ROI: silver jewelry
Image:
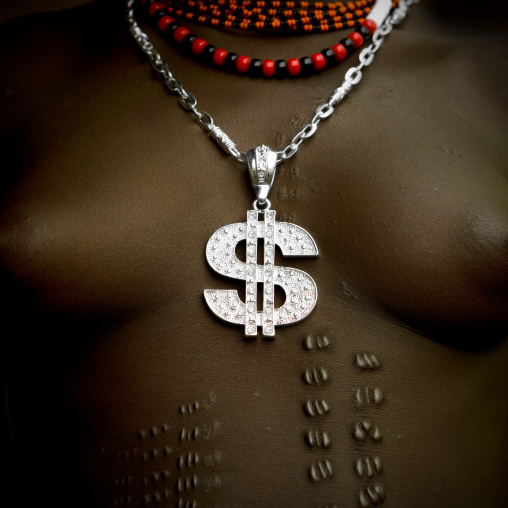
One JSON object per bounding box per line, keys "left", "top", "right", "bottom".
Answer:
{"left": 126, "top": 0, "right": 417, "bottom": 337}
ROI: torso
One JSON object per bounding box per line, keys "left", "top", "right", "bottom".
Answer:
{"left": 1, "top": 2, "right": 508, "bottom": 506}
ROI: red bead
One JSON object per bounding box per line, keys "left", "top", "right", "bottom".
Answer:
{"left": 361, "top": 19, "right": 377, "bottom": 35}
{"left": 148, "top": 2, "right": 165, "bottom": 16}
{"left": 262, "top": 59, "right": 275, "bottom": 77}
{"left": 236, "top": 55, "right": 251, "bottom": 73}
{"left": 174, "top": 27, "right": 191, "bottom": 43}
{"left": 348, "top": 31, "right": 364, "bottom": 49}
{"left": 310, "top": 52, "right": 326, "bottom": 71}
{"left": 191, "top": 38, "right": 208, "bottom": 55}
{"left": 158, "top": 15, "right": 175, "bottom": 32}
{"left": 331, "top": 43, "right": 347, "bottom": 61}
{"left": 213, "top": 49, "right": 228, "bottom": 66}
{"left": 287, "top": 58, "right": 301, "bottom": 76}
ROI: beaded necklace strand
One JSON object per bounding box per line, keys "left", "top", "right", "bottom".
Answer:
{"left": 141, "top": 0, "right": 389, "bottom": 78}
{"left": 161, "top": 0, "right": 377, "bottom": 33}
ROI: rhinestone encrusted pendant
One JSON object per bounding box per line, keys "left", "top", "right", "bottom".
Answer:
{"left": 204, "top": 146, "right": 319, "bottom": 337}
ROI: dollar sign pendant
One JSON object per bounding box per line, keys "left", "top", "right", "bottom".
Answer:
{"left": 204, "top": 146, "right": 319, "bottom": 338}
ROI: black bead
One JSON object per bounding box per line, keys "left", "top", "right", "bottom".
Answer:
{"left": 359, "top": 25, "right": 372, "bottom": 40}
{"left": 223, "top": 52, "right": 239, "bottom": 72}
{"left": 181, "top": 34, "right": 197, "bottom": 53}
{"left": 201, "top": 44, "right": 217, "bottom": 65}
{"left": 275, "top": 59, "right": 288, "bottom": 79}
{"left": 339, "top": 37, "right": 355, "bottom": 55}
{"left": 248, "top": 59, "right": 263, "bottom": 78}
{"left": 165, "top": 22, "right": 180, "bottom": 37}
{"left": 321, "top": 48, "right": 336, "bottom": 67}
{"left": 153, "top": 9, "right": 169, "bottom": 22}
{"left": 299, "top": 56, "right": 313, "bottom": 77}
{"left": 231, "top": 19, "right": 241, "bottom": 29}
{"left": 280, "top": 19, "right": 289, "bottom": 30}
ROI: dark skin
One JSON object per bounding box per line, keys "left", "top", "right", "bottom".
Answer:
{"left": 1, "top": 1, "right": 507, "bottom": 506}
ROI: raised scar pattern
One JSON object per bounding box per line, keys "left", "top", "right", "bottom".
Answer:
{"left": 303, "top": 398, "right": 331, "bottom": 418}
{"left": 354, "top": 456, "right": 383, "bottom": 478}
{"left": 177, "top": 450, "right": 222, "bottom": 469}
{"left": 115, "top": 476, "right": 132, "bottom": 487}
{"left": 308, "top": 459, "right": 333, "bottom": 482}
{"left": 176, "top": 475, "right": 199, "bottom": 494}
{"left": 353, "top": 387, "right": 385, "bottom": 406}
{"left": 180, "top": 392, "right": 216, "bottom": 415}
{"left": 177, "top": 452, "right": 200, "bottom": 469}
{"left": 302, "top": 334, "right": 331, "bottom": 351}
{"left": 138, "top": 423, "right": 171, "bottom": 440}
{"left": 113, "top": 496, "right": 132, "bottom": 507}
{"left": 352, "top": 421, "right": 383, "bottom": 443}
{"left": 354, "top": 353, "right": 381, "bottom": 371}
{"left": 176, "top": 475, "right": 221, "bottom": 494}
{"left": 143, "top": 470, "right": 171, "bottom": 486}
{"left": 178, "top": 501, "right": 198, "bottom": 508}
{"left": 142, "top": 447, "right": 172, "bottom": 462}
{"left": 302, "top": 366, "right": 330, "bottom": 386}
{"left": 304, "top": 429, "right": 332, "bottom": 450}
{"left": 358, "top": 484, "right": 386, "bottom": 507}
{"left": 142, "top": 490, "right": 172, "bottom": 505}
{"left": 179, "top": 421, "right": 220, "bottom": 442}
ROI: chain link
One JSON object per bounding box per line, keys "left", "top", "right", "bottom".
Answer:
{"left": 126, "top": 0, "right": 417, "bottom": 166}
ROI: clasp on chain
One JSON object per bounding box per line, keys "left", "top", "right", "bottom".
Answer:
{"left": 246, "top": 145, "right": 278, "bottom": 209}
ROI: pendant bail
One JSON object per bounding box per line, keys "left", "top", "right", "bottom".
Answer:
{"left": 246, "top": 145, "right": 278, "bottom": 208}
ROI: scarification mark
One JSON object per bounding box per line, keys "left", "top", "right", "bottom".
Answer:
{"left": 203, "top": 450, "right": 222, "bottom": 468}
{"left": 143, "top": 470, "right": 171, "bottom": 486}
{"left": 302, "top": 334, "right": 331, "bottom": 351}
{"left": 115, "top": 476, "right": 132, "bottom": 487}
{"left": 113, "top": 496, "right": 132, "bottom": 506}
{"left": 180, "top": 421, "right": 220, "bottom": 442}
{"left": 353, "top": 387, "right": 385, "bottom": 407}
{"left": 184, "top": 401, "right": 202, "bottom": 413}
{"left": 302, "top": 366, "right": 330, "bottom": 386}
{"left": 308, "top": 459, "right": 333, "bottom": 482}
{"left": 358, "top": 484, "right": 386, "bottom": 507}
{"left": 141, "top": 447, "right": 172, "bottom": 462}
{"left": 180, "top": 428, "right": 201, "bottom": 442}
{"left": 202, "top": 475, "right": 222, "bottom": 494}
{"left": 180, "top": 393, "right": 216, "bottom": 415}
{"left": 354, "top": 456, "right": 383, "bottom": 478}
{"left": 176, "top": 475, "right": 221, "bottom": 494}
{"left": 177, "top": 452, "right": 200, "bottom": 469}
{"left": 352, "top": 421, "right": 383, "bottom": 443}
{"left": 117, "top": 448, "right": 139, "bottom": 461}
{"left": 354, "top": 353, "right": 381, "bottom": 371}
{"left": 304, "top": 429, "right": 332, "bottom": 449}
{"left": 142, "top": 490, "right": 167, "bottom": 505}
{"left": 138, "top": 423, "right": 171, "bottom": 440}
{"left": 178, "top": 500, "right": 198, "bottom": 508}
{"left": 176, "top": 475, "right": 199, "bottom": 494}
{"left": 303, "top": 398, "right": 331, "bottom": 418}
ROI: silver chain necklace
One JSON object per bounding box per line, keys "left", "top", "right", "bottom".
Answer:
{"left": 126, "top": 0, "right": 417, "bottom": 338}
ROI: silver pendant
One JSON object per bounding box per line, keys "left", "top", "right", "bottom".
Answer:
{"left": 204, "top": 146, "right": 319, "bottom": 338}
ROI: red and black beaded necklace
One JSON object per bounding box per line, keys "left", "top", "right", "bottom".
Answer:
{"left": 162, "top": 0, "right": 377, "bottom": 32}
{"left": 140, "top": 0, "right": 390, "bottom": 78}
